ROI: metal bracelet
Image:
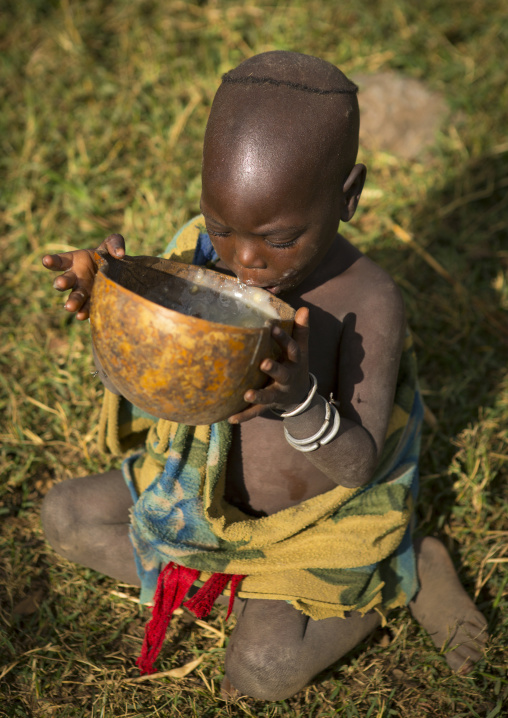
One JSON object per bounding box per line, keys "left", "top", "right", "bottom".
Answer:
{"left": 283, "top": 395, "right": 331, "bottom": 445}
{"left": 284, "top": 401, "right": 340, "bottom": 452}
{"left": 285, "top": 438, "right": 321, "bottom": 452}
{"left": 319, "top": 403, "right": 341, "bottom": 445}
{"left": 271, "top": 373, "right": 318, "bottom": 419}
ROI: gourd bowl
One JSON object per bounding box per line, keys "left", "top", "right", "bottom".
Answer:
{"left": 90, "top": 252, "right": 295, "bottom": 425}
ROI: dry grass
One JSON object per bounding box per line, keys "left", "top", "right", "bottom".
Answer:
{"left": 0, "top": 1, "right": 507, "bottom": 716}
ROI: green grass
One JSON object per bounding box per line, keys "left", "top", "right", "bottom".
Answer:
{"left": 0, "top": 0, "right": 507, "bottom": 715}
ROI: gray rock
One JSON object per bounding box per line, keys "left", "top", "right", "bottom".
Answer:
{"left": 352, "top": 72, "right": 448, "bottom": 160}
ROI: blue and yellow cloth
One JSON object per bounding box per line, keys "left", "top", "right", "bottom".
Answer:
{"left": 98, "top": 216, "right": 424, "bottom": 621}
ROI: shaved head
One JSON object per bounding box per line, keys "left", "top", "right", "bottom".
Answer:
{"left": 203, "top": 52, "right": 360, "bottom": 203}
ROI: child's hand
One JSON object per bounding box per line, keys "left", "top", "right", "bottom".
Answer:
{"left": 229, "top": 307, "right": 310, "bottom": 424}
{"left": 42, "top": 234, "right": 125, "bottom": 320}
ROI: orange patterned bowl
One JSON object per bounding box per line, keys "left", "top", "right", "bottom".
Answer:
{"left": 89, "top": 252, "right": 295, "bottom": 425}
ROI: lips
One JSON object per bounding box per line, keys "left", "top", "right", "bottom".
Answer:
{"left": 244, "top": 282, "right": 279, "bottom": 294}
{"left": 236, "top": 269, "right": 299, "bottom": 295}
{"left": 235, "top": 271, "right": 288, "bottom": 295}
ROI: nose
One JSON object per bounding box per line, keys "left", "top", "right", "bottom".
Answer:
{"left": 235, "top": 237, "right": 266, "bottom": 269}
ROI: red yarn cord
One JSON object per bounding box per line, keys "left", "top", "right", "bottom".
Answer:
{"left": 136, "top": 563, "right": 246, "bottom": 675}
{"left": 184, "top": 573, "right": 231, "bottom": 618}
{"left": 136, "top": 562, "right": 199, "bottom": 675}
{"left": 184, "top": 572, "right": 246, "bottom": 619}
{"left": 227, "top": 574, "right": 246, "bottom": 619}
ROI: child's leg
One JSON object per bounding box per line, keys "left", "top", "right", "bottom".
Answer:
{"left": 222, "top": 536, "right": 488, "bottom": 701}
{"left": 41, "top": 470, "right": 140, "bottom": 587}
{"left": 409, "top": 536, "right": 488, "bottom": 674}
{"left": 223, "top": 599, "right": 381, "bottom": 701}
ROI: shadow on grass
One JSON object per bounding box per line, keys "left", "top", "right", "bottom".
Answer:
{"left": 366, "top": 148, "right": 507, "bottom": 604}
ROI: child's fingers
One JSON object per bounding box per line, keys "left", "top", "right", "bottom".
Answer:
{"left": 42, "top": 253, "right": 74, "bottom": 271}
{"left": 292, "top": 306, "right": 310, "bottom": 350}
{"left": 228, "top": 403, "right": 266, "bottom": 424}
{"left": 75, "top": 300, "right": 91, "bottom": 321}
{"left": 99, "top": 234, "right": 126, "bottom": 257}
{"left": 64, "top": 288, "right": 89, "bottom": 313}
{"left": 259, "top": 358, "right": 291, "bottom": 385}
{"left": 271, "top": 326, "right": 301, "bottom": 364}
{"left": 271, "top": 308, "right": 309, "bottom": 363}
{"left": 52, "top": 271, "right": 77, "bottom": 291}
{"left": 294, "top": 306, "right": 310, "bottom": 325}
{"left": 243, "top": 386, "right": 275, "bottom": 406}
{"left": 245, "top": 378, "right": 312, "bottom": 410}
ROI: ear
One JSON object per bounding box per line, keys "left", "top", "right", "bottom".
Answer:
{"left": 340, "top": 164, "right": 367, "bottom": 222}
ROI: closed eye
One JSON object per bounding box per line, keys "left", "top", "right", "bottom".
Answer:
{"left": 207, "top": 228, "right": 299, "bottom": 248}
{"left": 265, "top": 237, "right": 299, "bottom": 249}
{"left": 207, "top": 229, "right": 230, "bottom": 238}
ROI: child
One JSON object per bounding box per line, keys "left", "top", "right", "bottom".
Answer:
{"left": 41, "top": 51, "right": 487, "bottom": 701}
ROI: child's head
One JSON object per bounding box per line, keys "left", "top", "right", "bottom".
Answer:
{"left": 200, "top": 51, "right": 366, "bottom": 294}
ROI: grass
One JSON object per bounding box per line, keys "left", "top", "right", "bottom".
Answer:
{"left": 0, "top": 0, "right": 507, "bottom": 715}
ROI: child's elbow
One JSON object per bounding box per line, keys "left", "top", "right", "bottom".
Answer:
{"left": 333, "top": 430, "right": 379, "bottom": 489}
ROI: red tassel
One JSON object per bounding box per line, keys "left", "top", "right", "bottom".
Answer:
{"left": 227, "top": 574, "right": 245, "bottom": 619}
{"left": 184, "top": 573, "right": 231, "bottom": 618}
{"left": 184, "top": 572, "right": 246, "bottom": 619}
{"left": 136, "top": 562, "right": 199, "bottom": 675}
{"left": 136, "top": 563, "right": 246, "bottom": 676}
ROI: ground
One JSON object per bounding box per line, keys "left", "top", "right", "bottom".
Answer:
{"left": 0, "top": 1, "right": 507, "bottom": 716}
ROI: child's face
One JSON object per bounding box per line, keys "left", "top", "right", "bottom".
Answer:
{"left": 200, "top": 169, "right": 343, "bottom": 295}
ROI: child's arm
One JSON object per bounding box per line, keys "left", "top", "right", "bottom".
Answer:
{"left": 229, "top": 280, "right": 406, "bottom": 489}
{"left": 42, "top": 233, "right": 126, "bottom": 320}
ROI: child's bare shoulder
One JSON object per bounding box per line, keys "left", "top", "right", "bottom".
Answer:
{"left": 311, "top": 235, "right": 405, "bottom": 330}
{"left": 351, "top": 251, "right": 404, "bottom": 319}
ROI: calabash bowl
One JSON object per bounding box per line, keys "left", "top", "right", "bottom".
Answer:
{"left": 90, "top": 252, "right": 295, "bottom": 425}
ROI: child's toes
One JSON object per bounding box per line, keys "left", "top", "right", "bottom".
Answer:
{"left": 221, "top": 675, "right": 241, "bottom": 701}
{"left": 444, "top": 617, "right": 488, "bottom": 673}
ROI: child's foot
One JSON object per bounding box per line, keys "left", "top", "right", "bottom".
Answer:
{"left": 221, "top": 675, "right": 241, "bottom": 701}
{"left": 409, "top": 536, "right": 488, "bottom": 673}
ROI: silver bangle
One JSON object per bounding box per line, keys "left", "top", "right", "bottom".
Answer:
{"left": 272, "top": 373, "right": 318, "bottom": 418}
{"left": 284, "top": 401, "right": 340, "bottom": 452}
{"left": 283, "top": 395, "right": 330, "bottom": 445}
{"left": 286, "top": 438, "right": 320, "bottom": 452}
{"left": 319, "top": 402, "right": 341, "bottom": 445}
